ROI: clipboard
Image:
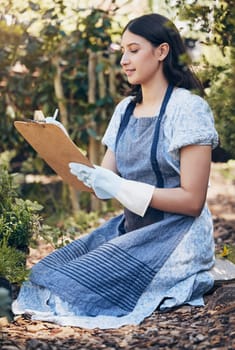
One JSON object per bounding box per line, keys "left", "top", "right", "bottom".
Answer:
{"left": 14, "top": 121, "right": 93, "bottom": 192}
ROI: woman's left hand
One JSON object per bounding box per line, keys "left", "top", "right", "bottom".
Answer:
{"left": 69, "top": 163, "right": 121, "bottom": 199}
{"left": 69, "top": 163, "right": 154, "bottom": 217}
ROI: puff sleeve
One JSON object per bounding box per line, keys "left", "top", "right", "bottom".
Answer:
{"left": 168, "top": 93, "right": 219, "bottom": 154}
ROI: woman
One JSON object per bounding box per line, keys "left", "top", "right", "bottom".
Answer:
{"left": 13, "top": 13, "right": 218, "bottom": 329}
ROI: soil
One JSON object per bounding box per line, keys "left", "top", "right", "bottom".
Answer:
{"left": 0, "top": 162, "right": 235, "bottom": 350}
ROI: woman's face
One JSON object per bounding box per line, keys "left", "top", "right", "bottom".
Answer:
{"left": 120, "top": 30, "right": 165, "bottom": 86}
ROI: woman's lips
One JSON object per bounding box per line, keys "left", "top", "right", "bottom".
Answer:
{"left": 124, "top": 69, "right": 135, "bottom": 76}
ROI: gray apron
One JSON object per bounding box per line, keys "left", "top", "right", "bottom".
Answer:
{"left": 115, "top": 85, "right": 172, "bottom": 232}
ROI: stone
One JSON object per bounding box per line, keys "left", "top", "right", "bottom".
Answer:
{"left": 210, "top": 258, "right": 235, "bottom": 282}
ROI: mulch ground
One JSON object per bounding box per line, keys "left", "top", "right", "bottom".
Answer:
{"left": 0, "top": 162, "right": 235, "bottom": 350}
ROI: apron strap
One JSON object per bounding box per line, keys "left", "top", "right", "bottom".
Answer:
{"left": 115, "top": 100, "right": 136, "bottom": 151}
{"left": 151, "top": 85, "right": 174, "bottom": 187}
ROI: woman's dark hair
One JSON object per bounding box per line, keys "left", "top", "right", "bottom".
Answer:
{"left": 122, "top": 13, "right": 204, "bottom": 102}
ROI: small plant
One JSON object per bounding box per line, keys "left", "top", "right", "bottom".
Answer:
{"left": 0, "top": 236, "right": 29, "bottom": 284}
{"left": 220, "top": 244, "right": 235, "bottom": 264}
{"left": 0, "top": 164, "right": 43, "bottom": 284}
{"left": 220, "top": 244, "right": 231, "bottom": 258}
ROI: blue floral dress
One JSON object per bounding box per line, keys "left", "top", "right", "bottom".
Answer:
{"left": 13, "top": 87, "right": 219, "bottom": 329}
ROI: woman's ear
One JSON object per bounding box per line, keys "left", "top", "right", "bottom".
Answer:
{"left": 157, "top": 43, "right": 170, "bottom": 61}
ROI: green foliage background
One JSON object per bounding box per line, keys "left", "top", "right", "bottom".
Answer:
{"left": 164, "top": 0, "right": 235, "bottom": 158}
{"left": 0, "top": 0, "right": 234, "bottom": 217}
{"left": 0, "top": 1, "right": 125, "bottom": 166}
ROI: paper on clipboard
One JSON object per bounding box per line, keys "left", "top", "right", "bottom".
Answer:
{"left": 14, "top": 120, "right": 94, "bottom": 192}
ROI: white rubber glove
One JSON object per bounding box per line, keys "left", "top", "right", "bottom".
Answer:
{"left": 69, "top": 163, "right": 155, "bottom": 217}
{"left": 45, "top": 117, "right": 69, "bottom": 136}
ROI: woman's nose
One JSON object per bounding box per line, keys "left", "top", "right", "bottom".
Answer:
{"left": 120, "top": 52, "right": 130, "bottom": 66}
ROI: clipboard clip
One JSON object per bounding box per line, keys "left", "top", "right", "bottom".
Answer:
{"left": 33, "top": 108, "right": 59, "bottom": 122}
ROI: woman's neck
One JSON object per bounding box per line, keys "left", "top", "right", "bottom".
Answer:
{"left": 134, "top": 78, "right": 169, "bottom": 118}
{"left": 141, "top": 78, "right": 169, "bottom": 106}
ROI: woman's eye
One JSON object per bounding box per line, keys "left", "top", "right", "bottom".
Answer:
{"left": 120, "top": 47, "right": 139, "bottom": 55}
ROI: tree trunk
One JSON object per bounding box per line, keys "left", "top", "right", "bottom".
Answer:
{"left": 52, "top": 56, "right": 68, "bottom": 127}
{"left": 52, "top": 55, "right": 80, "bottom": 213}
{"left": 109, "top": 53, "right": 116, "bottom": 98}
{"left": 88, "top": 50, "right": 101, "bottom": 211}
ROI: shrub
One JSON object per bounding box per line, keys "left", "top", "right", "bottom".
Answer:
{"left": 0, "top": 164, "right": 42, "bottom": 284}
